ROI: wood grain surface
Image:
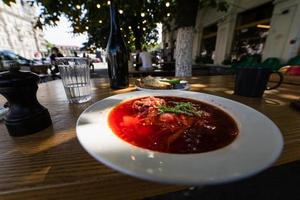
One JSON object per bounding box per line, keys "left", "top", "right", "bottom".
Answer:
{"left": 0, "top": 76, "right": 299, "bottom": 200}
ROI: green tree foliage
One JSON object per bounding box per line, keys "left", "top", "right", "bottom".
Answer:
{"left": 4, "top": 0, "right": 227, "bottom": 51}
{"left": 16, "top": 0, "right": 175, "bottom": 51}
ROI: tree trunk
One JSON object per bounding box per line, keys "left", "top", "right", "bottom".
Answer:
{"left": 175, "top": 26, "right": 194, "bottom": 77}
{"left": 134, "top": 33, "right": 142, "bottom": 50}
{"left": 132, "top": 26, "right": 142, "bottom": 50}
{"left": 174, "top": 0, "right": 199, "bottom": 77}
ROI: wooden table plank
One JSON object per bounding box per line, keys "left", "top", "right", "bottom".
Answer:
{"left": 0, "top": 75, "right": 299, "bottom": 199}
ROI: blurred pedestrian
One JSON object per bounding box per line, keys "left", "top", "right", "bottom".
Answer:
{"left": 135, "top": 49, "right": 141, "bottom": 70}
{"left": 128, "top": 49, "right": 135, "bottom": 72}
{"left": 50, "top": 47, "right": 63, "bottom": 79}
{"left": 139, "top": 47, "right": 152, "bottom": 71}
{"left": 86, "top": 54, "right": 94, "bottom": 72}
{"left": 96, "top": 51, "right": 103, "bottom": 62}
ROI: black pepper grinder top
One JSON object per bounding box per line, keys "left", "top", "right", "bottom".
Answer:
{"left": 0, "top": 62, "right": 52, "bottom": 136}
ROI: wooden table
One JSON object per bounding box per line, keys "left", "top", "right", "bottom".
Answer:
{"left": 0, "top": 76, "right": 300, "bottom": 199}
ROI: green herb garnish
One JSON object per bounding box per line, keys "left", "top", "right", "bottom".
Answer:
{"left": 158, "top": 102, "right": 202, "bottom": 116}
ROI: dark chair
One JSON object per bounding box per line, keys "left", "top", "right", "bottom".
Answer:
{"left": 30, "top": 65, "right": 50, "bottom": 83}
{"left": 231, "top": 54, "right": 262, "bottom": 71}
{"left": 287, "top": 56, "right": 300, "bottom": 66}
{"left": 262, "top": 57, "right": 282, "bottom": 71}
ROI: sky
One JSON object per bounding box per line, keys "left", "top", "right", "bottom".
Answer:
{"left": 44, "top": 16, "right": 88, "bottom": 47}
{"left": 43, "top": 16, "right": 162, "bottom": 47}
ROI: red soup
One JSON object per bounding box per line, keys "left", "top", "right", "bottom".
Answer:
{"left": 108, "top": 96, "right": 238, "bottom": 154}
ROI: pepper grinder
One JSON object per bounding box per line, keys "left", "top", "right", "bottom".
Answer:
{"left": 0, "top": 61, "right": 52, "bottom": 136}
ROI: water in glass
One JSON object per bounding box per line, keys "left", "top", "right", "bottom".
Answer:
{"left": 56, "top": 57, "right": 91, "bottom": 103}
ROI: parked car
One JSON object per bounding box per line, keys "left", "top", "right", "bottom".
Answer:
{"left": 32, "top": 57, "right": 51, "bottom": 66}
{"left": 0, "top": 50, "right": 33, "bottom": 72}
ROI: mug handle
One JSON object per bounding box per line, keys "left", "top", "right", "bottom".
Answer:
{"left": 267, "top": 71, "right": 283, "bottom": 90}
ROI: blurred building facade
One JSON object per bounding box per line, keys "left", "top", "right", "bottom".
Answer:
{"left": 55, "top": 45, "right": 81, "bottom": 57}
{"left": 163, "top": 0, "right": 300, "bottom": 65}
{"left": 0, "top": 0, "right": 47, "bottom": 59}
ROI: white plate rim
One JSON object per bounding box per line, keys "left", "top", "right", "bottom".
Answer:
{"left": 76, "top": 91, "right": 283, "bottom": 185}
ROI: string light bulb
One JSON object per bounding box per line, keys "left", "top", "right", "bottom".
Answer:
{"left": 143, "top": 27, "right": 146, "bottom": 31}
{"left": 141, "top": 13, "right": 145, "bottom": 17}
{"left": 128, "top": 26, "right": 132, "bottom": 29}
{"left": 167, "top": 13, "right": 171, "bottom": 17}
{"left": 76, "top": 4, "right": 81, "bottom": 10}
{"left": 119, "top": 10, "right": 123, "bottom": 14}
{"left": 96, "top": 4, "right": 101, "bottom": 8}
{"left": 85, "top": 26, "right": 89, "bottom": 30}
{"left": 142, "top": 20, "right": 146, "bottom": 24}
{"left": 99, "top": 20, "right": 102, "bottom": 24}
{"left": 166, "top": 2, "right": 170, "bottom": 7}
{"left": 107, "top": 1, "right": 111, "bottom": 5}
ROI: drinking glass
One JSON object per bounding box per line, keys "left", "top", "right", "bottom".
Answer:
{"left": 56, "top": 57, "right": 91, "bottom": 103}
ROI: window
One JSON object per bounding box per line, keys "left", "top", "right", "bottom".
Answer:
{"left": 199, "top": 23, "right": 218, "bottom": 64}
{"left": 231, "top": 2, "right": 274, "bottom": 62}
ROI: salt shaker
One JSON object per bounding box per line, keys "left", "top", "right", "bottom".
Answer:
{"left": 0, "top": 62, "right": 52, "bottom": 136}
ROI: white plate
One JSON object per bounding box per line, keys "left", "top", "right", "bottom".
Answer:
{"left": 76, "top": 91, "right": 283, "bottom": 185}
{"left": 136, "top": 84, "right": 190, "bottom": 91}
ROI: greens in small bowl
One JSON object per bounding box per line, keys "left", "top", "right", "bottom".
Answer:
{"left": 135, "top": 76, "right": 189, "bottom": 90}
{"left": 159, "top": 78, "right": 188, "bottom": 89}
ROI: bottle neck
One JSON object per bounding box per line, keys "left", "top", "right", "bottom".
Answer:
{"left": 109, "top": 2, "right": 121, "bottom": 35}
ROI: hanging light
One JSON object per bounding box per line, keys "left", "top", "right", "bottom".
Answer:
{"left": 119, "top": 10, "right": 123, "bottom": 14}
{"left": 120, "top": 27, "right": 123, "bottom": 30}
{"left": 257, "top": 24, "right": 271, "bottom": 29}
{"left": 167, "top": 13, "right": 171, "bottom": 17}
{"left": 128, "top": 26, "right": 132, "bottom": 29}
{"left": 76, "top": 4, "right": 81, "bottom": 10}
{"left": 107, "top": 1, "right": 111, "bottom": 5}
{"left": 97, "top": 4, "right": 101, "bottom": 8}
{"left": 166, "top": 2, "right": 170, "bottom": 7}
{"left": 85, "top": 26, "right": 89, "bottom": 30}
{"left": 137, "top": 26, "right": 140, "bottom": 29}
{"left": 143, "top": 27, "right": 146, "bottom": 31}
{"left": 99, "top": 20, "right": 102, "bottom": 24}
{"left": 141, "top": 13, "right": 145, "bottom": 17}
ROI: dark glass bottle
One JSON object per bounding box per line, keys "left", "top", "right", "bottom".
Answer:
{"left": 106, "top": 1, "right": 129, "bottom": 89}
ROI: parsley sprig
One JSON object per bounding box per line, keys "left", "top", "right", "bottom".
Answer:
{"left": 158, "top": 102, "right": 202, "bottom": 116}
